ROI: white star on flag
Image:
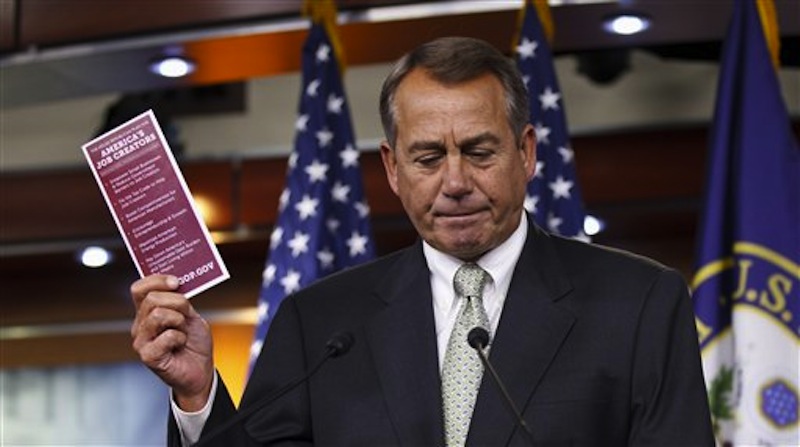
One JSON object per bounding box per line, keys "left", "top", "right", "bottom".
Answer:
{"left": 525, "top": 194, "right": 539, "bottom": 214}
{"left": 558, "top": 146, "right": 574, "bottom": 164}
{"left": 547, "top": 213, "right": 563, "bottom": 232}
{"left": 305, "top": 159, "right": 329, "bottom": 183}
{"left": 295, "top": 195, "right": 319, "bottom": 220}
{"left": 534, "top": 160, "right": 545, "bottom": 179}
{"left": 306, "top": 79, "right": 321, "bottom": 97}
{"left": 296, "top": 114, "right": 309, "bottom": 131}
{"left": 317, "top": 248, "right": 335, "bottom": 269}
{"left": 270, "top": 226, "right": 284, "bottom": 247}
{"left": 539, "top": 86, "right": 561, "bottom": 111}
{"left": 355, "top": 201, "right": 370, "bottom": 218}
{"left": 250, "top": 340, "right": 263, "bottom": 360}
{"left": 549, "top": 176, "right": 573, "bottom": 199}
{"left": 347, "top": 232, "right": 369, "bottom": 257}
{"left": 280, "top": 269, "right": 302, "bottom": 295}
{"left": 316, "top": 127, "right": 334, "bottom": 147}
{"left": 331, "top": 181, "right": 350, "bottom": 202}
{"left": 279, "top": 188, "right": 290, "bottom": 211}
{"left": 287, "top": 231, "right": 310, "bottom": 257}
{"left": 327, "top": 94, "right": 344, "bottom": 114}
{"left": 326, "top": 218, "right": 340, "bottom": 233}
{"left": 256, "top": 300, "right": 269, "bottom": 321}
{"left": 262, "top": 264, "right": 276, "bottom": 286}
{"left": 516, "top": 37, "right": 538, "bottom": 60}
{"left": 340, "top": 145, "right": 359, "bottom": 168}
{"left": 534, "top": 122, "right": 551, "bottom": 145}
{"left": 316, "top": 43, "right": 330, "bottom": 63}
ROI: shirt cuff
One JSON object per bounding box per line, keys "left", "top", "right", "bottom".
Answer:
{"left": 171, "top": 372, "right": 218, "bottom": 446}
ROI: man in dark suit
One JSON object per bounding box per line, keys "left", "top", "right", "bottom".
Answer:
{"left": 131, "top": 37, "right": 714, "bottom": 446}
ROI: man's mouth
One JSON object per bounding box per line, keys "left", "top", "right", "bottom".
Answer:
{"left": 434, "top": 209, "right": 488, "bottom": 221}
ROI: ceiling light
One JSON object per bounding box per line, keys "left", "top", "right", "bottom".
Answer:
{"left": 80, "top": 246, "right": 112, "bottom": 268}
{"left": 603, "top": 14, "right": 651, "bottom": 36}
{"left": 583, "top": 215, "right": 605, "bottom": 236}
{"left": 149, "top": 55, "right": 196, "bottom": 78}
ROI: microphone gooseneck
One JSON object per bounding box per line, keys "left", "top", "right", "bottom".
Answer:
{"left": 468, "top": 327, "right": 535, "bottom": 446}
{"left": 192, "top": 331, "right": 355, "bottom": 447}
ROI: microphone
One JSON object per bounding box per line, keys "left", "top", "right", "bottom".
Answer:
{"left": 192, "top": 332, "right": 354, "bottom": 447}
{"left": 325, "top": 331, "right": 354, "bottom": 358}
{"left": 468, "top": 327, "right": 535, "bottom": 446}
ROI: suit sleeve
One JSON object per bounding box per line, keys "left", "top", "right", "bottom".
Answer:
{"left": 627, "top": 269, "right": 715, "bottom": 446}
{"left": 167, "top": 297, "right": 313, "bottom": 446}
{"left": 239, "top": 296, "right": 313, "bottom": 445}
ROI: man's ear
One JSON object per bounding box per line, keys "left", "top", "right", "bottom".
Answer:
{"left": 520, "top": 124, "right": 537, "bottom": 181}
{"left": 379, "top": 140, "right": 400, "bottom": 196}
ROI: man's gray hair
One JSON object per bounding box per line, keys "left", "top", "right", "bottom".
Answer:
{"left": 379, "top": 36, "right": 530, "bottom": 147}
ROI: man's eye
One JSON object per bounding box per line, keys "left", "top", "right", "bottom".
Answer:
{"left": 466, "top": 149, "right": 493, "bottom": 161}
{"left": 415, "top": 153, "right": 443, "bottom": 166}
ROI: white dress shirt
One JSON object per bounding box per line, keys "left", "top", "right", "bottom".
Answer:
{"left": 174, "top": 212, "right": 529, "bottom": 445}
{"left": 424, "top": 212, "right": 528, "bottom": 369}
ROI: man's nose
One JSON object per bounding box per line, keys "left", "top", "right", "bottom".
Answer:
{"left": 442, "top": 154, "right": 472, "bottom": 199}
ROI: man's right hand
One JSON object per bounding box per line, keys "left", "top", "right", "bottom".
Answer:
{"left": 131, "top": 274, "right": 214, "bottom": 412}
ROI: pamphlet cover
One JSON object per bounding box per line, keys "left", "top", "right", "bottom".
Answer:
{"left": 82, "top": 110, "right": 229, "bottom": 298}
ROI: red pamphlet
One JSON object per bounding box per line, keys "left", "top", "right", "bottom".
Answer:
{"left": 82, "top": 110, "right": 229, "bottom": 298}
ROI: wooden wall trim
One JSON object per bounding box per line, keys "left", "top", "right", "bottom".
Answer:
{"left": 0, "top": 0, "right": 16, "bottom": 52}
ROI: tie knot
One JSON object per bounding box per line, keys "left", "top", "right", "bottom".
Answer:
{"left": 454, "top": 263, "right": 488, "bottom": 298}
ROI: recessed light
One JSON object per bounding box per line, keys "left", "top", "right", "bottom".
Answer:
{"left": 80, "top": 246, "right": 113, "bottom": 268}
{"left": 583, "top": 215, "right": 605, "bottom": 236}
{"left": 149, "top": 55, "right": 196, "bottom": 78}
{"left": 603, "top": 14, "right": 651, "bottom": 36}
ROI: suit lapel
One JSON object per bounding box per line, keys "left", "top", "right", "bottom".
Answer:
{"left": 365, "top": 242, "right": 445, "bottom": 446}
{"left": 469, "top": 224, "right": 576, "bottom": 446}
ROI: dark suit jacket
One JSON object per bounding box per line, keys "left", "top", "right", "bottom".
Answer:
{"left": 172, "top": 222, "right": 714, "bottom": 446}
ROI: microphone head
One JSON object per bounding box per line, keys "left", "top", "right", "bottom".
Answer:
{"left": 325, "top": 331, "right": 355, "bottom": 358}
{"left": 467, "top": 327, "right": 490, "bottom": 350}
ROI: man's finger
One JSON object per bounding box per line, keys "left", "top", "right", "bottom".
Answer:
{"left": 138, "top": 329, "right": 188, "bottom": 370}
{"left": 133, "top": 306, "right": 187, "bottom": 347}
{"left": 131, "top": 274, "right": 180, "bottom": 308}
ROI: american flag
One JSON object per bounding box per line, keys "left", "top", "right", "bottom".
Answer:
{"left": 249, "top": 23, "right": 375, "bottom": 366}
{"left": 515, "top": 1, "right": 588, "bottom": 240}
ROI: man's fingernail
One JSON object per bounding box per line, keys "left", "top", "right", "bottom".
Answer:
{"left": 166, "top": 276, "right": 179, "bottom": 289}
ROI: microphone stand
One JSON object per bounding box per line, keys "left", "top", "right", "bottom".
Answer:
{"left": 468, "top": 328, "right": 535, "bottom": 446}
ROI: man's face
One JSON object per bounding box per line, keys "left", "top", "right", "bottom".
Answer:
{"left": 381, "top": 69, "right": 536, "bottom": 261}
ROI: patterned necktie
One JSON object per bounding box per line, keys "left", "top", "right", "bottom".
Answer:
{"left": 442, "top": 263, "right": 490, "bottom": 446}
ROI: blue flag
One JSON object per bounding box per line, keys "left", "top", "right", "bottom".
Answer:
{"left": 250, "top": 23, "right": 375, "bottom": 366}
{"left": 514, "top": 2, "right": 588, "bottom": 240}
{"left": 692, "top": 0, "right": 800, "bottom": 444}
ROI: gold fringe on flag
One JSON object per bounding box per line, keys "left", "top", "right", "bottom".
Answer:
{"left": 513, "top": 0, "right": 555, "bottom": 52}
{"left": 303, "top": 0, "right": 347, "bottom": 71}
{"left": 754, "top": 0, "right": 781, "bottom": 69}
